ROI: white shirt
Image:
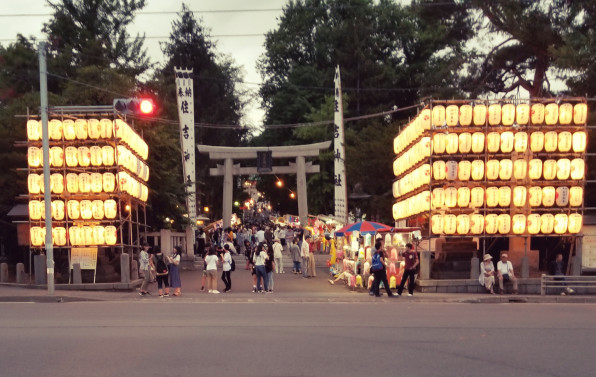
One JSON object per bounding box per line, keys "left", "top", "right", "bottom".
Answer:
{"left": 139, "top": 250, "right": 150, "bottom": 270}
{"left": 254, "top": 251, "right": 268, "bottom": 266}
{"left": 301, "top": 241, "right": 310, "bottom": 258}
{"left": 205, "top": 255, "right": 218, "bottom": 270}
{"left": 497, "top": 260, "right": 513, "bottom": 275}
{"left": 256, "top": 230, "right": 265, "bottom": 243}
{"left": 224, "top": 241, "right": 236, "bottom": 254}
{"left": 222, "top": 252, "right": 232, "bottom": 272}
{"left": 273, "top": 242, "right": 283, "bottom": 258}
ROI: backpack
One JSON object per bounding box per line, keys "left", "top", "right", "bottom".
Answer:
{"left": 230, "top": 257, "right": 236, "bottom": 272}
{"left": 155, "top": 255, "right": 168, "bottom": 276}
{"left": 371, "top": 253, "right": 383, "bottom": 272}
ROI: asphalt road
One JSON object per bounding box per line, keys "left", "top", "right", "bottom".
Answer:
{"left": 1, "top": 301, "right": 595, "bottom": 377}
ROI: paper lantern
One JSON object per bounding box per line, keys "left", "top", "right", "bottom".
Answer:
{"left": 498, "top": 186, "right": 511, "bottom": 207}
{"left": 574, "top": 103, "right": 587, "bottom": 125}
{"left": 431, "top": 214, "right": 444, "bottom": 234}
{"left": 90, "top": 146, "right": 103, "bottom": 166}
{"left": 528, "top": 159, "right": 542, "bottom": 180}
{"left": 393, "top": 159, "right": 401, "bottom": 176}
{"left": 531, "top": 103, "right": 545, "bottom": 124}
{"left": 77, "top": 147, "right": 91, "bottom": 167}
{"left": 556, "top": 159, "right": 570, "bottom": 180}
{"left": 513, "top": 159, "right": 527, "bottom": 180}
{"left": 78, "top": 173, "right": 91, "bottom": 193}
{"left": 420, "top": 164, "right": 431, "bottom": 185}
{"left": 471, "top": 132, "right": 484, "bottom": 153}
{"left": 488, "top": 104, "right": 501, "bottom": 126}
{"left": 446, "top": 161, "right": 458, "bottom": 181}
{"left": 554, "top": 214, "right": 568, "bottom": 234}
{"left": 486, "top": 187, "right": 499, "bottom": 207}
{"left": 431, "top": 188, "right": 444, "bottom": 209}
{"left": 392, "top": 181, "right": 400, "bottom": 198}
{"left": 499, "top": 159, "right": 513, "bottom": 180}
{"left": 114, "top": 119, "right": 126, "bottom": 139}
{"left": 446, "top": 105, "right": 459, "bottom": 126}
{"left": 458, "top": 132, "right": 472, "bottom": 153}
{"left": 393, "top": 135, "right": 400, "bottom": 154}
{"left": 485, "top": 214, "right": 498, "bottom": 234}
{"left": 458, "top": 160, "right": 471, "bottom": 181}
{"left": 486, "top": 160, "right": 499, "bottom": 180}
{"left": 558, "top": 131, "right": 572, "bottom": 153}
{"left": 514, "top": 132, "right": 528, "bottom": 152}
{"left": 473, "top": 104, "right": 487, "bottom": 126}
{"left": 49, "top": 147, "right": 64, "bottom": 167}
{"left": 543, "top": 160, "right": 557, "bottom": 180}
{"left": 51, "top": 200, "right": 65, "bottom": 221}
{"left": 470, "top": 187, "right": 484, "bottom": 208}
{"left": 28, "top": 174, "right": 41, "bottom": 194}
{"left": 487, "top": 132, "right": 500, "bottom": 153}
{"left": 527, "top": 214, "right": 541, "bottom": 235}
{"left": 96, "top": 119, "right": 111, "bottom": 139}
{"left": 459, "top": 105, "right": 472, "bottom": 126}
{"left": 89, "top": 173, "right": 102, "bottom": 193}
{"left": 443, "top": 214, "right": 457, "bottom": 235}
{"left": 420, "top": 191, "right": 431, "bottom": 212}
{"left": 471, "top": 160, "right": 484, "bottom": 181}
{"left": 545, "top": 103, "right": 559, "bottom": 125}
{"left": 64, "top": 173, "right": 78, "bottom": 194}
{"left": 28, "top": 147, "right": 42, "bottom": 168}
{"left": 502, "top": 104, "right": 516, "bottom": 126}
{"left": 92, "top": 226, "right": 105, "bottom": 245}
{"left": 512, "top": 214, "right": 526, "bottom": 235}
{"left": 104, "top": 200, "right": 117, "bottom": 219}
{"left": 558, "top": 103, "right": 573, "bottom": 125}
{"left": 446, "top": 133, "right": 459, "bottom": 154}
{"left": 421, "top": 137, "right": 431, "bottom": 158}
{"left": 444, "top": 187, "right": 457, "bottom": 208}
{"left": 570, "top": 158, "right": 585, "bottom": 180}
{"left": 68, "top": 227, "right": 81, "bottom": 246}
{"left": 530, "top": 131, "right": 544, "bottom": 152}
{"left": 542, "top": 186, "right": 556, "bottom": 207}
{"left": 80, "top": 200, "right": 93, "bottom": 220}
{"left": 82, "top": 226, "right": 93, "bottom": 246}
{"left": 500, "top": 131, "right": 514, "bottom": 153}
{"left": 74, "top": 119, "right": 88, "bottom": 140}
{"left": 456, "top": 214, "right": 470, "bottom": 235}
{"left": 528, "top": 186, "right": 543, "bottom": 207}
{"left": 64, "top": 146, "right": 77, "bottom": 167}
{"left": 456, "top": 187, "right": 470, "bottom": 208}
{"left": 569, "top": 187, "right": 583, "bottom": 207}
{"left": 50, "top": 173, "right": 64, "bottom": 194}
{"left": 433, "top": 160, "right": 446, "bottom": 180}
{"left": 29, "top": 200, "right": 43, "bottom": 220}
{"left": 498, "top": 214, "right": 511, "bottom": 234}
{"left": 67, "top": 200, "right": 80, "bottom": 220}
{"left": 556, "top": 186, "right": 570, "bottom": 207}
{"left": 101, "top": 146, "right": 114, "bottom": 166}
{"left": 432, "top": 105, "right": 446, "bottom": 127}
{"left": 419, "top": 109, "right": 431, "bottom": 130}
{"left": 49, "top": 119, "right": 63, "bottom": 140}
{"left": 540, "top": 214, "right": 555, "bottom": 234}
{"left": 140, "top": 186, "right": 148, "bottom": 202}
{"left": 568, "top": 214, "right": 582, "bottom": 234}
{"left": 516, "top": 104, "right": 530, "bottom": 125}
{"left": 470, "top": 214, "right": 484, "bottom": 234}
{"left": 392, "top": 203, "right": 400, "bottom": 220}
{"left": 53, "top": 227, "right": 67, "bottom": 246}
{"left": 27, "top": 120, "right": 41, "bottom": 141}
{"left": 30, "top": 227, "right": 45, "bottom": 246}
{"left": 433, "top": 133, "right": 446, "bottom": 154}
{"left": 513, "top": 186, "right": 527, "bottom": 207}
{"left": 572, "top": 131, "right": 587, "bottom": 152}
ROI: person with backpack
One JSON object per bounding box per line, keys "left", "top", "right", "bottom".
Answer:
{"left": 152, "top": 245, "right": 170, "bottom": 298}
{"left": 221, "top": 244, "right": 233, "bottom": 293}
{"left": 169, "top": 246, "right": 182, "bottom": 296}
{"left": 370, "top": 240, "right": 395, "bottom": 297}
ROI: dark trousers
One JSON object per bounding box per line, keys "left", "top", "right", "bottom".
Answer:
{"left": 221, "top": 270, "right": 231, "bottom": 291}
{"left": 372, "top": 269, "right": 393, "bottom": 297}
{"left": 156, "top": 274, "right": 169, "bottom": 290}
{"left": 398, "top": 269, "right": 416, "bottom": 295}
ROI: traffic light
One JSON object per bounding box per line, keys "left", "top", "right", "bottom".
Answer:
{"left": 113, "top": 98, "right": 156, "bottom": 116}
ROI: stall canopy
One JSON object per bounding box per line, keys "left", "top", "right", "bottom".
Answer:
{"left": 334, "top": 221, "right": 392, "bottom": 236}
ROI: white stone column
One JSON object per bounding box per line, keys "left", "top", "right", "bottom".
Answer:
{"left": 223, "top": 158, "right": 234, "bottom": 230}
{"left": 185, "top": 226, "right": 194, "bottom": 258}
{"left": 296, "top": 156, "right": 308, "bottom": 226}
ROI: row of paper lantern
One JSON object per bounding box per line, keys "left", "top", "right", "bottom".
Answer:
{"left": 393, "top": 102, "right": 588, "bottom": 155}
{"left": 28, "top": 172, "right": 148, "bottom": 201}
{"left": 430, "top": 213, "right": 582, "bottom": 236}
{"left": 27, "top": 119, "right": 148, "bottom": 160}
{"left": 393, "top": 137, "right": 431, "bottom": 176}
{"left": 27, "top": 145, "right": 149, "bottom": 182}
{"left": 30, "top": 226, "right": 118, "bottom": 247}
{"left": 29, "top": 199, "right": 120, "bottom": 221}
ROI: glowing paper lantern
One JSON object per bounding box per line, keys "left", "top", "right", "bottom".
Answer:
{"left": 433, "top": 160, "right": 446, "bottom": 180}
{"left": 471, "top": 132, "right": 484, "bottom": 153}
{"left": 114, "top": 119, "right": 127, "bottom": 139}
{"left": 459, "top": 105, "right": 473, "bottom": 126}
{"left": 392, "top": 203, "right": 400, "bottom": 220}
{"left": 78, "top": 146, "right": 91, "bottom": 167}
{"left": 420, "top": 109, "right": 431, "bottom": 130}
{"left": 433, "top": 133, "right": 446, "bottom": 154}
{"left": 512, "top": 214, "right": 526, "bottom": 235}
{"left": 498, "top": 186, "right": 511, "bottom": 207}
{"left": 78, "top": 173, "right": 91, "bottom": 193}
{"left": 488, "top": 104, "right": 501, "bottom": 126}
{"left": 27, "top": 120, "right": 41, "bottom": 141}
{"left": 543, "top": 160, "right": 557, "bottom": 180}
{"left": 92, "top": 226, "right": 105, "bottom": 245}
{"left": 80, "top": 200, "right": 93, "bottom": 220}
{"left": 527, "top": 214, "right": 541, "bottom": 235}
{"left": 141, "top": 186, "right": 148, "bottom": 202}
{"left": 569, "top": 187, "right": 583, "bottom": 207}
{"left": 500, "top": 131, "right": 514, "bottom": 153}
{"left": 82, "top": 226, "right": 93, "bottom": 246}
{"left": 104, "top": 200, "right": 117, "bottom": 219}
{"left": 30, "top": 227, "right": 45, "bottom": 246}
{"left": 431, "top": 214, "right": 443, "bottom": 234}
{"left": 542, "top": 186, "right": 556, "bottom": 207}
{"left": 459, "top": 132, "right": 472, "bottom": 153}
{"left": 568, "top": 214, "right": 582, "bottom": 234}
{"left": 514, "top": 132, "right": 528, "bottom": 152}
{"left": 446, "top": 105, "right": 459, "bottom": 126}
{"left": 473, "top": 104, "right": 487, "bottom": 126}
{"left": 456, "top": 214, "right": 470, "bottom": 234}
{"left": 486, "top": 160, "right": 500, "bottom": 180}
{"left": 497, "top": 214, "right": 511, "bottom": 234}
{"left": 556, "top": 186, "right": 569, "bottom": 207}
{"left": 91, "top": 200, "right": 104, "bottom": 220}
{"left": 49, "top": 147, "right": 64, "bottom": 167}
{"left": 393, "top": 159, "right": 401, "bottom": 177}
{"left": 98, "top": 119, "right": 112, "bottom": 139}
{"left": 458, "top": 160, "right": 471, "bottom": 181}
{"left": 50, "top": 173, "right": 64, "bottom": 194}
{"left": 392, "top": 181, "right": 400, "bottom": 198}
{"left": 531, "top": 103, "right": 545, "bottom": 125}
{"left": 53, "top": 227, "right": 67, "bottom": 246}
{"left": 65, "top": 173, "right": 78, "bottom": 194}
{"left": 516, "top": 104, "right": 530, "bottom": 125}
{"left": 470, "top": 187, "right": 484, "bottom": 208}
{"left": 558, "top": 103, "right": 573, "bottom": 125}
{"left": 528, "top": 159, "right": 542, "bottom": 180}
{"left": 51, "top": 200, "right": 65, "bottom": 221}
{"left": 75, "top": 119, "right": 88, "bottom": 140}
{"left": 486, "top": 187, "right": 499, "bottom": 207}
{"left": 90, "top": 146, "right": 103, "bottom": 166}
{"left": 530, "top": 131, "right": 544, "bottom": 152}
{"left": 105, "top": 226, "right": 118, "bottom": 245}
{"left": 558, "top": 131, "right": 572, "bottom": 153}
{"left": 574, "top": 103, "right": 587, "bottom": 125}
{"left": 499, "top": 159, "right": 513, "bottom": 180}
{"left": 65, "top": 147, "right": 78, "bottom": 167}
{"left": 513, "top": 186, "right": 527, "bottom": 207}
{"left": 572, "top": 131, "right": 587, "bottom": 152}
{"left": 471, "top": 160, "right": 484, "bottom": 181}
{"left": 554, "top": 214, "right": 568, "bottom": 234}
{"left": 556, "top": 159, "right": 570, "bottom": 180}
{"left": 487, "top": 132, "right": 500, "bottom": 153}
{"left": 101, "top": 146, "right": 115, "bottom": 166}
{"left": 67, "top": 200, "right": 80, "bottom": 220}
{"left": 528, "top": 186, "right": 543, "bottom": 207}
{"left": 513, "top": 159, "right": 527, "bottom": 180}
{"left": 570, "top": 158, "right": 585, "bottom": 180}
{"left": 485, "top": 214, "right": 498, "bottom": 235}
{"left": 69, "top": 227, "right": 82, "bottom": 246}
{"left": 29, "top": 200, "right": 43, "bottom": 220}
{"left": 444, "top": 187, "right": 457, "bottom": 208}
{"left": 501, "top": 104, "right": 516, "bottom": 126}
{"left": 28, "top": 147, "right": 42, "bottom": 168}
{"left": 49, "top": 119, "right": 63, "bottom": 140}
{"left": 90, "top": 173, "right": 103, "bottom": 193}
{"left": 393, "top": 136, "right": 400, "bottom": 154}
{"left": 443, "top": 214, "right": 457, "bottom": 235}
{"left": 431, "top": 188, "right": 444, "bottom": 209}
{"left": 432, "top": 105, "right": 446, "bottom": 127}
{"left": 446, "top": 133, "right": 459, "bottom": 154}
{"left": 85, "top": 119, "right": 100, "bottom": 140}
{"left": 28, "top": 174, "right": 41, "bottom": 194}
{"left": 545, "top": 103, "right": 559, "bottom": 125}
{"left": 445, "top": 160, "right": 458, "bottom": 181}
{"left": 470, "top": 214, "right": 484, "bottom": 234}
{"left": 457, "top": 187, "right": 470, "bottom": 207}
{"left": 541, "top": 214, "right": 555, "bottom": 234}
{"left": 421, "top": 137, "right": 431, "bottom": 158}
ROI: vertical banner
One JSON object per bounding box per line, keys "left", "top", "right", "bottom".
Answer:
{"left": 333, "top": 66, "right": 348, "bottom": 223}
{"left": 175, "top": 68, "right": 197, "bottom": 226}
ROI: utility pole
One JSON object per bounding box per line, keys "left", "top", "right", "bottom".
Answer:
{"left": 39, "top": 41, "right": 54, "bottom": 295}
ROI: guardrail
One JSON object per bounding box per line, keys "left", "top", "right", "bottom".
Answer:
{"left": 541, "top": 274, "right": 596, "bottom": 295}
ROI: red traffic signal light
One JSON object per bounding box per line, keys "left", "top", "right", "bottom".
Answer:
{"left": 113, "top": 98, "right": 156, "bottom": 116}
{"left": 139, "top": 99, "right": 154, "bottom": 115}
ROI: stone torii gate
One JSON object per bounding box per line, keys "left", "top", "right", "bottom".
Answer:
{"left": 197, "top": 141, "right": 331, "bottom": 229}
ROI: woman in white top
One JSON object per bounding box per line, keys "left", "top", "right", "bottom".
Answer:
{"left": 253, "top": 243, "right": 269, "bottom": 293}
{"left": 221, "top": 244, "right": 233, "bottom": 292}
{"left": 479, "top": 254, "right": 495, "bottom": 294}
{"left": 204, "top": 247, "right": 220, "bottom": 294}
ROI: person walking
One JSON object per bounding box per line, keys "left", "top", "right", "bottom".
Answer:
{"left": 221, "top": 244, "right": 233, "bottom": 292}
{"left": 169, "top": 246, "right": 182, "bottom": 296}
{"left": 204, "top": 247, "right": 220, "bottom": 294}
{"left": 138, "top": 241, "right": 152, "bottom": 296}
{"left": 152, "top": 245, "right": 170, "bottom": 298}
{"left": 397, "top": 243, "right": 418, "bottom": 296}
{"left": 253, "top": 243, "right": 269, "bottom": 293}
{"left": 290, "top": 237, "right": 301, "bottom": 274}
{"left": 370, "top": 240, "right": 395, "bottom": 297}
{"left": 273, "top": 238, "right": 284, "bottom": 274}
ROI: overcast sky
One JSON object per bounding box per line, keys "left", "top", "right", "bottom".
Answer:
{"left": 0, "top": 0, "right": 286, "bottom": 125}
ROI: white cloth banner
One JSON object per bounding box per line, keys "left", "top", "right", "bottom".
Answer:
{"left": 334, "top": 66, "right": 348, "bottom": 223}
{"left": 175, "top": 68, "right": 197, "bottom": 225}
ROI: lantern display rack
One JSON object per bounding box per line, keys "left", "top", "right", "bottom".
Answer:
{"left": 392, "top": 98, "right": 587, "bottom": 238}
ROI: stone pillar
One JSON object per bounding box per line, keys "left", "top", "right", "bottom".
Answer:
{"left": 296, "top": 156, "right": 308, "bottom": 226}
{"left": 0, "top": 263, "right": 8, "bottom": 282}
{"left": 470, "top": 256, "right": 480, "bottom": 280}
{"left": 185, "top": 226, "right": 194, "bottom": 258}
{"left": 16, "top": 263, "right": 26, "bottom": 284}
{"left": 222, "top": 158, "right": 234, "bottom": 230}
{"left": 420, "top": 251, "right": 432, "bottom": 280}
{"left": 72, "top": 263, "right": 82, "bottom": 284}
{"left": 120, "top": 253, "right": 130, "bottom": 283}
{"left": 160, "top": 229, "right": 172, "bottom": 256}
{"left": 131, "top": 260, "right": 138, "bottom": 281}
{"left": 34, "top": 254, "right": 47, "bottom": 285}
{"left": 572, "top": 237, "right": 581, "bottom": 276}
